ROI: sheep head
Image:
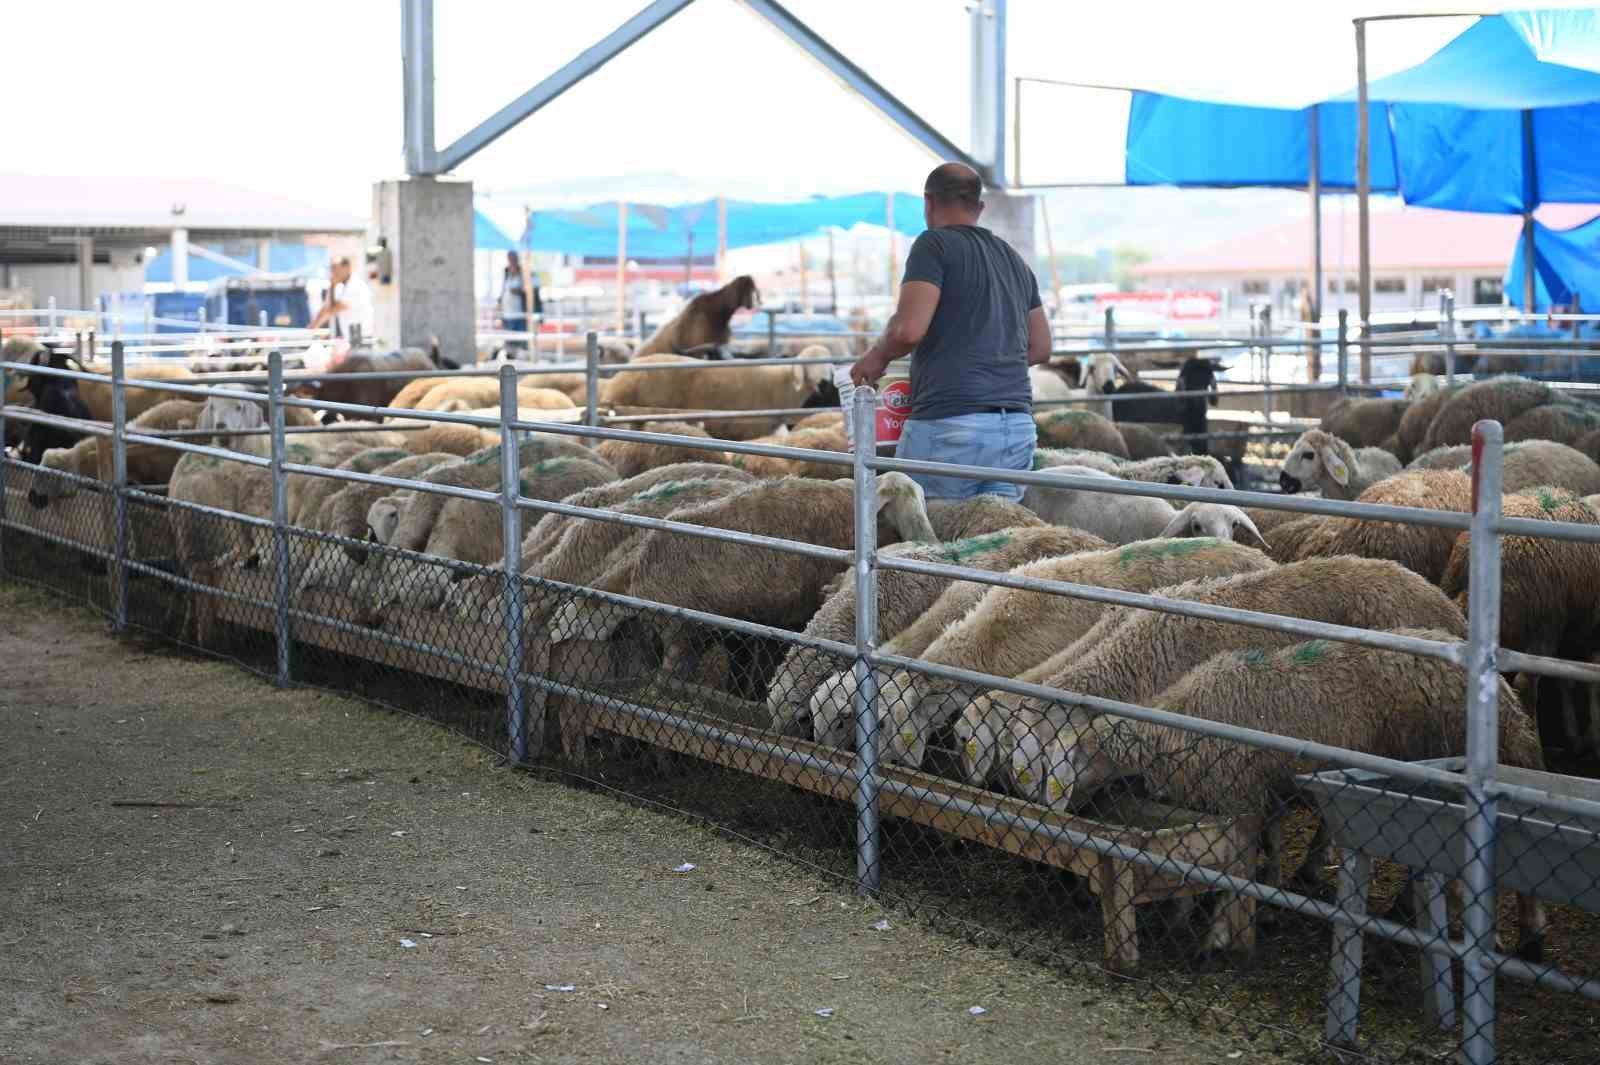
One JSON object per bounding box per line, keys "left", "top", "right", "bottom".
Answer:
{"left": 1162, "top": 457, "right": 1232, "bottom": 491}
{"left": 1405, "top": 372, "right": 1440, "bottom": 401}
{"left": 197, "top": 395, "right": 267, "bottom": 443}
{"left": 808, "top": 669, "right": 858, "bottom": 747}
{"left": 874, "top": 471, "right": 936, "bottom": 544}
{"left": 33, "top": 446, "right": 82, "bottom": 504}
{"left": 1009, "top": 709, "right": 1112, "bottom": 812}
{"left": 954, "top": 698, "right": 1006, "bottom": 787}
{"left": 1158, "top": 505, "right": 1267, "bottom": 548}
{"left": 1279, "top": 429, "right": 1348, "bottom": 493}
{"left": 365, "top": 495, "right": 407, "bottom": 546}
{"left": 887, "top": 672, "right": 974, "bottom": 766}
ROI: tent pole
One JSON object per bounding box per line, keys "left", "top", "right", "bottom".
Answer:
{"left": 1308, "top": 103, "right": 1323, "bottom": 384}
{"left": 1040, "top": 196, "right": 1063, "bottom": 318}
{"left": 827, "top": 228, "right": 838, "bottom": 314}
{"left": 1355, "top": 19, "right": 1372, "bottom": 385}
{"left": 1521, "top": 109, "right": 1538, "bottom": 315}
{"left": 616, "top": 201, "right": 628, "bottom": 338}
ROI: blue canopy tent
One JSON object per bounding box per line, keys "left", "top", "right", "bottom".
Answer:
{"left": 1119, "top": 10, "right": 1600, "bottom": 333}
{"left": 1505, "top": 212, "right": 1600, "bottom": 314}
{"left": 517, "top": 191, "right": 926, "bottom": 260}
{"left": 474, "top": 209, "right": 518, "bottom": 252}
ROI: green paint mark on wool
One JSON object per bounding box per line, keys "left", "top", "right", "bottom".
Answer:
{"left": 937, "top": 530, "right": 1013, "bottom": 562}
{"left": 631, "top": 478, "right": 708, "bottom": 503}
{"left": 1534, "top": 487, "right": 1568, "bottom": 514}
{"left": 286, "top": 443, "right": 318, "bottom": 463}
{"left": 1115, "top": 537, "right": 1219, "bottom": 566}
{"left": 532, "top": 458, "right": 574, "bottom": 475}
{"left": 1292, "top": 640, "right": 1331, "bottom": 664}
{"left": 1234, "top": 648, "right": 1270, "bottom": 669}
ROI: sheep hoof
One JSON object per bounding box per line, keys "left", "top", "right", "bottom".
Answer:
{"left": 1516, "top": 933, "right": 1545, "bottom": 965}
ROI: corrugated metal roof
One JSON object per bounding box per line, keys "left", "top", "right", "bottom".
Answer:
{"left": 1135, "top": 203, "right": 1600, "bottom": 277}
{"left": 0, "top": 174, "right": 364, "bottom": 235}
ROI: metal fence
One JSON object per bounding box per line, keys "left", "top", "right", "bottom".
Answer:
{"left": 3, "top": 328, "right": 1600, "bottom": 1065}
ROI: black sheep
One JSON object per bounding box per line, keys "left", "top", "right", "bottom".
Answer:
{"left": 18, "top": 352, "right": 95, "bottom": 507}
{"left": 1106, "top": 356, "right": 1224, "bottom": 457}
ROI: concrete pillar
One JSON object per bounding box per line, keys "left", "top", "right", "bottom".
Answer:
{"left": 171, "top": 228, "right": 189, "bottom": 287}
{"left": 372, "top": 177, "right": 473, "bottom": 358}
{"left": 983, "top": 190, "right": 1038, "bottom": 277}
{"left": 77, "top": 236, "right": 95, "bottom": 310}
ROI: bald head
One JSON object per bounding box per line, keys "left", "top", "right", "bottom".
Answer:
{"left": 923, "top": 163, "right": 984, "bottom": 227}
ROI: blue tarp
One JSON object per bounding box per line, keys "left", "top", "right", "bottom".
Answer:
{"left": 145, "top": 243, "right": 329, "bottom": 284}
{"left": 475, "top": 209, "right": 517, "bottom": 251}
{"left": 1124, "top": 11, "right": 1600, "bottom": 214}
{"left": 1505, "top": 212, "right": 1600, "bottom": 310}
{"left": 519, "top": 192, "right": 925, "bottom": 258}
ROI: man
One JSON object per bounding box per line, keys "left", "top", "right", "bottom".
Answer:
{"left": 850, "top": 162, "right": 1051, "bottom": 501}
{"left": 310, "top": 256, "right": 375, "bottom": 342}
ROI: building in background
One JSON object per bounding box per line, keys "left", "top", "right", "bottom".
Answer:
{"left": 1131, "top": 203, "right": 1600, "bottom": 317}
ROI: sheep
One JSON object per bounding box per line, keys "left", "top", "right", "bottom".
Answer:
{"left": 1421, "top": 376, "right": 1556, "bottom": 452}
{"left": 1263, "top": 514, "right": 1331, "bottom": 564}
{"left": 792, "top": 409, "right": 844, "bottom": 432}
{"left": 1030, "top": 353, "right": 1124, "bottom": 418}
{"left": 547, "top": 474, "right": 936, "bottom": 679}
{"left": 294, "top": 451, "right": 460, "bottom": 595}
{"left": 1277, "top": 428, "right": 1402, "bottom": 500}
{"left": 1032, "top": 409, "right": 1129, "bottom": 457}
{"left": 311, "top": 346, "right": 447, "bottom": 414}
{"left": 1021, "top": 466, "right": 1265, "bottom": 546}
{"left": 1028, "top": 364, "right": 1078, "bottom": 403}
{"left": 1503, "top": 401, "right": 1600, "bottom": 446}
{"left": 1441, "top": 488, "right": 1600, "bottom": 756}
{"left": 369, "top": 455, "right": 618, "bottom": 613}
{"left": 1394, "top": 384, "right": 1458, "bottom": 464}
{"left": 387, "top": 375, "right": 455, "bottom": 411}
{"left": 402, "top": 421, "right": 501, "bottom": 457}
{"left": 1403, "top": 373, "right": 1440, "bottom": 400}
{"left": 1116, "top": 423, "right": 1175, "bottom": 460}
{"left": 1027, "top": 630, "right": 1545, "bottom": 958}
{"left": 1276, "top": 469, "right": 1471, "bottom": 582}
{"left": 1407, "top": 440, "right": 1600, "bottom": 498}
{"left": 1105, "top": 356, "right": 1223, "bottom": 459}
{"left": 288, "top": 445, "right": 411, "bottom": 530}
{"left": 595, "top": 421, "right": 731, "bottom": 477}
{"left": 926, "top": 495, "right": 1045, "bottom": 540}
{"left": 377, "top": 435, "right": 610, "bottom": 556}
{"left": 821, "top": 538, "right": 1276, "bottom": 762}
{"left": 1320, "top": 397, "right": 1408, "bottom": 450}
{"left": 977, "top": 558, "right": 1468, "bottom": 758}
{"left": 1035, "top": 450, "right": 1233, "bottom": 490}
{"left": 29, "top": 399, "right": 203, "bottom": 506}
{"left": 729, "top": 425, "right": 850, "bottom": 479}
{"left": 63, "top": 359, "right": 196, "bottom": 424}
{"left": 634, "top": 276, "right": 760, "bottom": 357}
{"left": 600, "top": 353, "right": 831, "bottom": 441}
{"left": 14, "top": 357, "right": 95, "bottom": 466}
{"left": 764, "top": 525, "right": 1110, "bottom": 736}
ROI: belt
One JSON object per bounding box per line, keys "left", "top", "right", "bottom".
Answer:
{"left": 976, "top": 405, "right": 1029, "bottom": 415}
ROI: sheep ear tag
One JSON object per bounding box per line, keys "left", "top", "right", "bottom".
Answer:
{"left": 1322, "top": 447, "right": 1351, "bottom": 486}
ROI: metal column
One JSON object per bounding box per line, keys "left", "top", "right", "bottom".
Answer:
{"left": 110, "top": 341, "right": 129, "bottom": 632}
{"left": 585, "top": 331, "right": 600, "bottom": 427}
{"left": 402, "top": 0, "right": 436, "bottom": 174}
{"left": 1354, "top": 19, "right": 1373, "bottom": 384}
{"left": 1521, "top": 109, "right": 1539, "bottom": 316}
{"left": 268, "top": 352, "right": 292, "bottom": 687}
{"left": 1308, "top": 104, "right": 1323, "bottom": 383}
{"left": 970, "top": 0, "right": 1008, "bottom": 187}
{"left": 1459, "top": 419, "right": 1505, "bottom": 1065}
{"left": 850, "top": 385, "right": 881, "bottom": 896}
{"left": 499, "top": 364, "right": 531, "bottom": 762}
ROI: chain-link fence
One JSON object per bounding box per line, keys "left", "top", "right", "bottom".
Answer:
{"left": 5, "top": 330, "right": 1600, "bottom": 1065}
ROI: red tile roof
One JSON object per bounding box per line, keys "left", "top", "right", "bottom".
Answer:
{"left": 1134, "top": 203, "right": 1600, "bottom": 277}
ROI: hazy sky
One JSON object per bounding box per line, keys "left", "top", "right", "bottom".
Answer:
{"left": 4, "top": 1, "right": 1577, "bottom": 216}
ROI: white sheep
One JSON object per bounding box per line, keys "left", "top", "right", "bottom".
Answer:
{"left": 1277, "top": 428, "right": 1401, "bottom": 500}
{"left": 1021, "top": 466, "right": 1266, "bottom": 546}
{"left": 811, "top": 537, "right": 1275, "bottom": 762}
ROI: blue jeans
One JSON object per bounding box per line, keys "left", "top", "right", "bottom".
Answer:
{"left": 895, "top": 411, "right": 1036, "bottom": 502}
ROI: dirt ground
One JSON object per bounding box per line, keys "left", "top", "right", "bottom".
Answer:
{"left": 0, "top": 583, "right": 1277, "bottom": 1065}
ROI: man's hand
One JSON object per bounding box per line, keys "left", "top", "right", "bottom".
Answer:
{"left": 849, "top": 347, "right": 892, "bottom": 387}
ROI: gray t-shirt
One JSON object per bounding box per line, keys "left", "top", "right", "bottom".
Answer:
{"left": 900, "top": 224, "right": 1041, "bottom": 421}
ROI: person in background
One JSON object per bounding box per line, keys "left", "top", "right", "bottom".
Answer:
{"left": 848, "top": 162, "right": 1050, "bottom": 501}
{"left": 310, "top": 256, "right": 375, "bottom": 343}
{"left": 501, "top": 250, "right": 531, "bottom": 353}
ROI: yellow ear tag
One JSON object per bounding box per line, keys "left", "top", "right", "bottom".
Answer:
{"left": 1015, "top": 768, "right": 1033, "bottom": 787}
{"left": 1046, "top": 777, "right": 1064, "bottom": 802}
{"left": 964, "top": 740, "right": 979, "bottom": 760}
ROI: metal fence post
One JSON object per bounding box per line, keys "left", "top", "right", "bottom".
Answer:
{"left": 1336, "top": 310, "right": 1350, "bottom": 394}
{"left": 1103, "top": 305, "right": 1116, "bottom": 351}
{"left": 1260, "top": 304, "right": 1274, "bottom": 419}
{"left": 499, "top": 363, "right": 532, "bottom": 763}
{"left": 1442, "top": 290, "right": 1458, "bottom": 387}
{"left": 48, "top": 297, "right": 57, "bottom": 336}
{"left": 110, "top": 340, "right": 130, "bottom": 632}
{"left": 850, "top": 384, "right": 881, "bottom": 896}
{"left": 584, "top": 330, "right": 600, "bottom": 428}
{"left": 768, "top": 305, "right": 779, "bottom": 355}
{"left": 268, "top": 351, "right": 292, "bottom": 687}
{"left": 1460, "top": 418, "right": 1504, "bottom": 1065}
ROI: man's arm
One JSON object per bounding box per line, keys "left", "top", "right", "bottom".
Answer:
{"left": 1026, "top": 306, "right": 1052, "bottom": 366}
{"left": 849, "top": 280, "right": 940, "bottom": 386}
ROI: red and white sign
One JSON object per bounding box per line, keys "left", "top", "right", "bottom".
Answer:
{"left": 876, "top": 379, "right": 912, "bottom": 443}
{"left": 1095, "top": 289, "right": 1222, "bottom": 321}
